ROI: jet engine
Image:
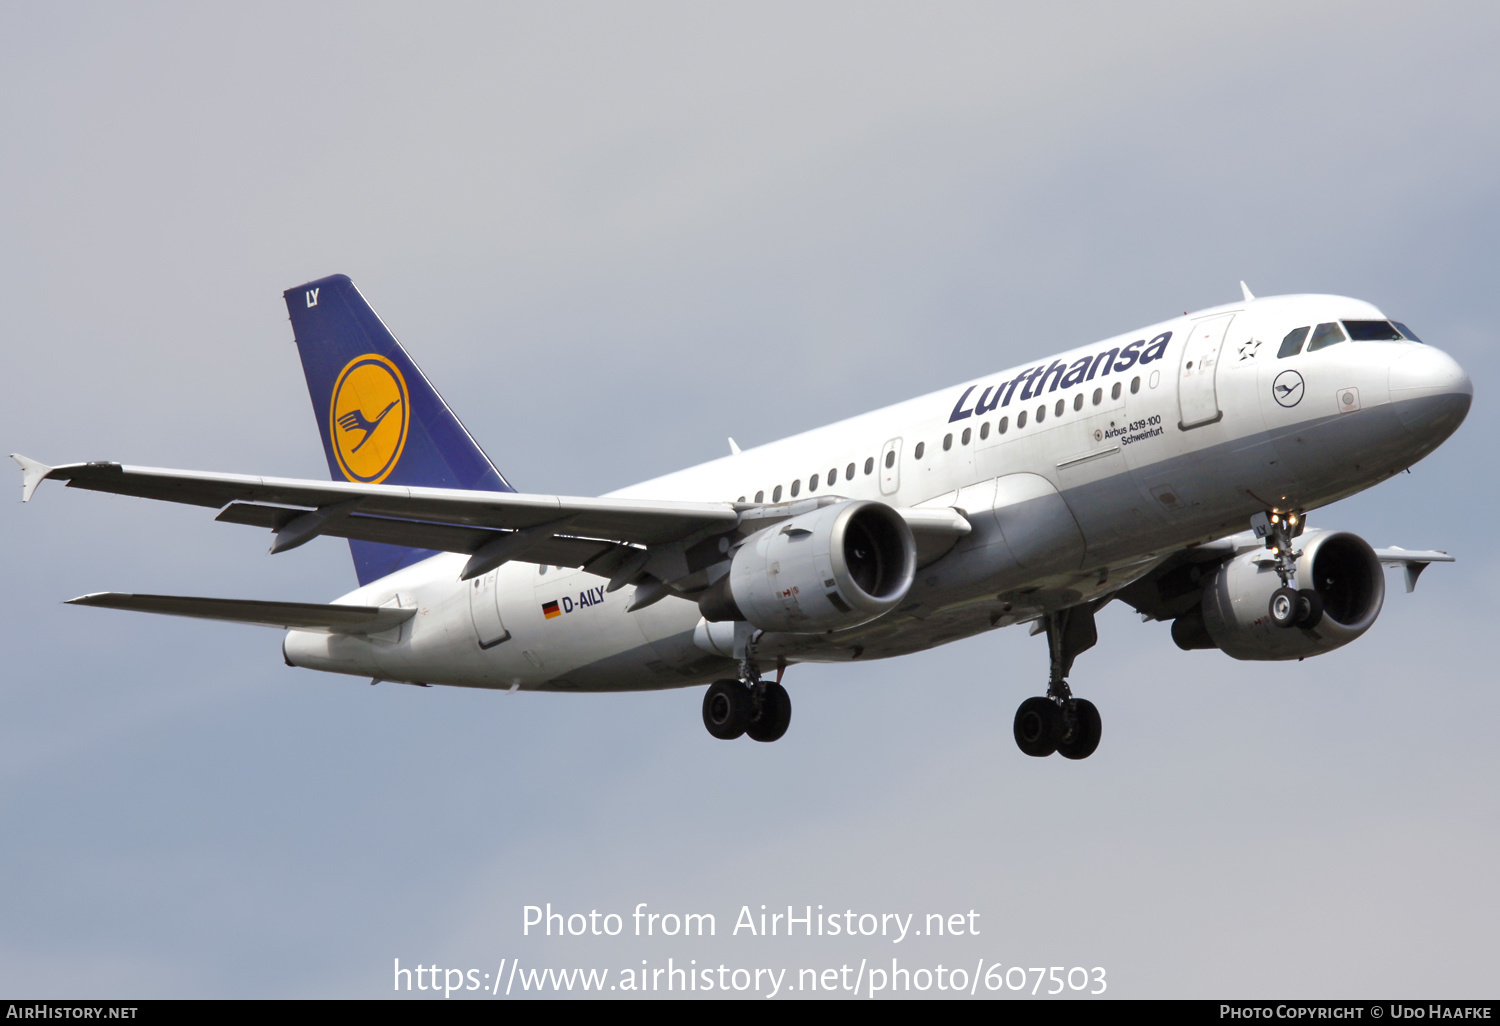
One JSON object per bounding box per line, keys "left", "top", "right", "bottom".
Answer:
{"left": 698, "top": 499, "right": 916, "bottom": 633}
{"left": 1172, "top": 530, "right": 1385, "bottom": 660}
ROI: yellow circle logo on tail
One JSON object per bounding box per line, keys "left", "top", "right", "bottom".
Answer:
{"left": 330, "top": 354, "right": 410, "bottom": 483}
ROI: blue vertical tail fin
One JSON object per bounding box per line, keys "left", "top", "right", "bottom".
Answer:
{"left": 284, "top": 274, "right": 514, "bottom": 585}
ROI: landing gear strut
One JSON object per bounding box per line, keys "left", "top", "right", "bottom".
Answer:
{"left": 1013, "top": 605, "right": 1103, "bottom": 760}
{"left": 701, "top": 632, "right": 792, "bottom": 742}
{"left": 1251, "top": 510, "right": 1322, "bottom": 629}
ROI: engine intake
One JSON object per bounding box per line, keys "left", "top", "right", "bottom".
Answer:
{"left": 699, "top": 500, "right": 916, "bottom": 632}
{"left": 1181, "top": 529, "right": 1385, "bottom": 660}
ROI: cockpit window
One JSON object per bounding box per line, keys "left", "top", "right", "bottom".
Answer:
{"left": 1278, "top": 326, "right": 1310, "bottom": 358}
{"left": 1392, "top": 321, "right": 1424, "bottom": 344}
{"left": 1343, "top": 320, "right": 1402, "bottom": 341}
{"left": 1306, "top": 321, "right": 1346, "bottom": 352}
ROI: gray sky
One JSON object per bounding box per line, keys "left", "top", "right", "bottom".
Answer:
{"left": 2, "top": 1, "right": 1496, "bottom": 998}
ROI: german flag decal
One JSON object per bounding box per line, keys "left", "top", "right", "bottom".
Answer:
{"left": 542, "top": 600, "right": 561, "bottom": 620}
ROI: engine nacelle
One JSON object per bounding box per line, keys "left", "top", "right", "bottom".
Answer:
{"left": 1178, "top": 530, "right": 1385, "bottom": 661}
{"left": 699, "top": 499, "right": 916, "bottom": 632}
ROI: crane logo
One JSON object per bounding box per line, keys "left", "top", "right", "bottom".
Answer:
{"left": 329, "top": 354, "right": 409, "bottom": 483}
{"left": 1272, "top": 369, "right": 1305, "bottom": 408}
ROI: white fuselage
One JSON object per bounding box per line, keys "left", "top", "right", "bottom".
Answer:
{"left": 283, "top": 294, "right": 1470, "bottom": 691}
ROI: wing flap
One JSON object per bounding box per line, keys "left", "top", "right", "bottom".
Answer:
{"left": 65, "top": 592, "right": 417, "bottom": 634}
{"left": 215, "top": 501, "right": 617, "bottom": 568}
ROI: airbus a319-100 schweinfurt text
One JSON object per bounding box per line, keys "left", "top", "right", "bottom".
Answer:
{"left": 14, "top": 276, "right": 1471, "bottom": 759}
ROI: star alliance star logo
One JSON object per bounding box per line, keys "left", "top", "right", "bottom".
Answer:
{"left": 1238, "top": 338, "right": 1263, "bottom": 361}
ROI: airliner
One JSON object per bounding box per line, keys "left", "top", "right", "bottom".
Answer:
{"left": 13, "top": 276, "right": 1471, "bottom": 759}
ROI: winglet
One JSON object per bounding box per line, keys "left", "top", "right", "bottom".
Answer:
{"left": 1240, "top": 281, "right": 1255, "bottom": 302}
{"left": 11, "top": 454, "right": 53, "bottom": 503}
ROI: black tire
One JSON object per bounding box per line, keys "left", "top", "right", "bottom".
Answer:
{"left": 1057, "top": 698, "right": 1102, "bottom": 761}
{"left": 746, "top": 681, "right": 792, "bottom": 743}
{"left": 1269, "top": 586, "right": 1299, "bottom": 629}
{"left": 1013, "top": 696, "right": 1061, "bottom": 757}
{"left": 702, "top": 679, "right": 751, "bottom": 740}
{"left": 1295, "top": 588, "right": 1324, "bottom": 628}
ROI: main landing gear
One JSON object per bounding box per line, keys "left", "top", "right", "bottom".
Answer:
{"left": 1252, "top": 510, "right": 1323, "bottom": 630}
{"left": 702, "top": 649, "right": 791, "bottom": 743}
{"left": 1013, "top": 605, "right": 1103, "bottom": 760}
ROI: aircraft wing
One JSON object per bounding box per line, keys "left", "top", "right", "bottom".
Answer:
{"left": 1373, "top": 546, "right": 1454, "bottom": 593}
{"left": 66, "top": 592, "right": 416, "bottom": 634}
{"left": 16, "top": 457, "right": 737, "bottom": 542}
{"left": 14, "top": 456, "right": 970, "bottom": 589}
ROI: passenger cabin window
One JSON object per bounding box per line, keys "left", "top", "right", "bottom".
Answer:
{"left": 1393, "top": 321, "right": 1424, "bottom": 344}
{"left": 866, "top": 457, "right": 876, "bottom": 475}
{"left": 999, "top": 415, "right": 1009, "bottom": 433}
{"left": 1018, "top": 410, "right": 1028, "bottom": 428}
{"left": 1307, "top": 322, "right": 1346, "bottom": 352}
{"left": 979, "top": 422, "right": 990, "bottom": 440}
{"left": 1073, "top": 394, "right": 1083, "bottom": 411}
{"left": 961, "top": 427, "right": 971, "bottom": 445}
{"left": 1055, "top": 399, "right": 1065, "bottom": 417}
{"left": 809, "top": 473, "right": 819, "bottom": 492}
{"left": 942, "top": 433, "right": 952, "bottom": 451}
{"left": 1111, "top": 382, "right": 1122, "bottom": 400}
{"left": 772, "top": 485, "right": 782, "bottom": 502}
{"left": 755, "top": 490, "right": 764, "bottom": 503}
{"left": 1092, "top": 387, "right": 1102, "bottom": 405}
{"left": 1278, "top": 326, "right": 1310, "bottom": 359}
{"left": 1343, "top": 320, "right": 1402, "bottom": 341}
{"left": 883, "top": 451, "right": 894, "bottom": 469}
{"left": 914, "top": 442, "right": 925, "bottom": 459}
{"left": 1130, "top": 376, "right": 1140, "bottom": 394}
{"left": 828, "top": 467, "right": 838, "bottom": 484}
{"left": 1036, "top": 405, "right": 1046, "bottom": 423}
{"left": 791, "top": 479, "right": 801, "bottom": 497}
{"left": 848, "top": 462, "right": 857, "bottom": 479}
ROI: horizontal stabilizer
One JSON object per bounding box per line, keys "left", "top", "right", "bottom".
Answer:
{"left": 66, "top": 592, "right": 416, "bottom": 634}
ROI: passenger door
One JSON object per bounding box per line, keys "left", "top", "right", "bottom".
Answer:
{"left": 1178, "top": 313, "right": 1235, "bottom": 429}
{"left": 467, "top": 569, "right": 511, "bottom": 649}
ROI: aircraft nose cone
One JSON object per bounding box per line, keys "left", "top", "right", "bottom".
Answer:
{"left": 1388, "top": 345, "right": 1472, "bottom": 440}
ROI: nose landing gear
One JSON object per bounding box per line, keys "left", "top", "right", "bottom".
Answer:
{"left": 1253, "top": 510, "right": 1323, "bottom": 629}
{"left": 1012, "top": 605, "right": 1103, "bottom": 760}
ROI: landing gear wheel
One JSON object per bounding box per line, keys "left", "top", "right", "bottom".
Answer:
{"left": 746, "top": 681, "right": 792, "bottom": 742}
{"left": 1295, "top": 588, "right": 1324, "bottom": 628}
{"left": 1014, "top": 696, "right": 1062, "bottom": 757}
{"left": 1056, "top": 698, "right": 1102, "bottom": 760}
{"left": 1269, "top": 586, "right": 1299, "bottom": 629}
{"left": 702, "top": 679, "right": 751, "bottom": 740}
